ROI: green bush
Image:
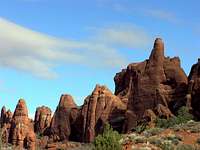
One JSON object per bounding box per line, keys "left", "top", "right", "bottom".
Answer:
{"left": 155, "top": 106, "right": 194, "bottom": 128}
{"left": 93, "top": 123, "right": 122, "bottom": 150}
{"left": 176, "top": 107, "right": 194, "bottom": 124}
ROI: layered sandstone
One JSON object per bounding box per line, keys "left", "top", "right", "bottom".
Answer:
{"left": 34, "top": 106, "right": 52, "bottom": 134}
{"left": 47, "top": 94, "right": 79, "bottom": 141}
{"left": 114, "top": 38, "right": 188, "bottom": 132}
{"left": 188, "top": 59, "right": 200, "bottom": 119}
{"left": 9, "top": 99, "right": 36, "bottom": 150}
{"left": 77, "top": 85, "right": 126, "bottom": 142}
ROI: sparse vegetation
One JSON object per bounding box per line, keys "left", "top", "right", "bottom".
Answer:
{"left": 176, "top": 144, "right": 196, "bottom": 150}
{"left": 93, "top": 123, "right": 122, "bottom": 150}
{"left": 135, "top": 124, "right": 148, "bottom": 134}
{"left": 143, "top": 128, "right": 163, "bottom": 137}
{"left": 155, "top": 106, "right": 194, "bottom": 128}
{"left": 159, "top": 141, "right": 174, "bottom": 150}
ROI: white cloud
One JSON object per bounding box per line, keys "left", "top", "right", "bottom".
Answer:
{"left": 91, "top": 25, "right": 151, "bottom": 49}
{"left": 144, "top": 9, "right": 178, "bottom": 23}
{"left": 0, "top": 18, "right": 151, "bottom": 79}
{"left": 111, "top": 3, "right": 178, "bottom": 24}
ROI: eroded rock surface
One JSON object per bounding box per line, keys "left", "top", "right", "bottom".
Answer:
{"left": 78, "top": 85, "right": 126, "bottom": 142}
{"left": 114, "top": 38, "right": 188, "bottom": 132}
{"left": 47, "top": 94, "right": 79, "bottom": 142}
{"left": 188, "top": 59, "right": 200, "bottom": 119}
{"left": 34, "top": 106, "right": 52, "bottom": 134}
{"left": 9, "top": 99, "right": 36, "bottom": 150}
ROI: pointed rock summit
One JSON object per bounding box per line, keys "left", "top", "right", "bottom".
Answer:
{"left": 114, "top": 38, "right": 188, "bottom": 132}
{"left": 9, "top": 99, "right": 36, "bottom": 150}
{"left": 34, "top": 106, "right": 52, "bottom": 134}
{"left": 58, "top": 94, "right": 77, "bottom": 108}
{"left": 79, "top": 84, "right": 126, "bottom": 142}
{"left": 149, "top": 38, "right": 165, "bottom": 61}
{"left": 47, "top": 94, "right": 79, "bottom": 141}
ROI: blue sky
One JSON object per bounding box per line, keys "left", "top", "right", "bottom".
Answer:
{"left": 0, "top": 0, "right": 200, "bottom": 118}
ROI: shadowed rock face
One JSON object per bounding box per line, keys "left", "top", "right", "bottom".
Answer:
{"left": 114, "top": 38, "right": 188, "bottom": 132}
{"left": 0, "top": 106, "right": 12, "bottom": 128}
{"left": 34, "top": 106, "right": 52, "bottom": 134}
{"left": 77, "top": 85, "right": 126, "bottom": 142}
{"left": 188, "top": 59, "right": 200, "bottom": 119}
{"left": 47, "top": 94, "right": 79, "bottom": 142}
{"left": 9, "top": 99, "right": 36, "bottom": 150}
{"left": 0, "top": 106, "right": 12, "bottom": 144}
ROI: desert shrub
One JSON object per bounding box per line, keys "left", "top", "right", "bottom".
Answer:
{"left": 164, "top": 135, "right": 182, "bottom": 145}
{"left": 176, "top": 107, "right": 193, "bottom": 124}
{"left": 148, "top": 137, "right": 162, "bottom": 147}
{"left": 93, "top": 123, "right": 122, "bottom": 150}
{"left": 155, "top": 107, "right": 194, "bottom": 128}
{"left": 176, "top": 144, "right": 195, "bottom": 150}
{"left": 133, "top": 136, "right": 146, "bottom": 144}
{"left": 159, "top": 141, "right": 174, "bottom": 150}
{"left": 143, "top": 128, "right": 163, "bottom": 137}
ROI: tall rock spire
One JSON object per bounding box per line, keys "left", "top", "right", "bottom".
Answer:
{"left": 149, "top": 38, "right": 165, "bottom": 62}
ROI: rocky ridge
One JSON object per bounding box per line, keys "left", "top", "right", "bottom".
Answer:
{"left": 1, "top": 38, "right": 200, "bottom": 149}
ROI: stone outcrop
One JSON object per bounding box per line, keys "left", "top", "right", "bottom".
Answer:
{"left": 47, "top": 94, "right": 79, "bottom": 142}
{"left": 3, "top": 37, "right": 200, "bottom": 147}
{"left": 0, "top": 106, "right": 12, "bottom": 144}
{"left": 188, "top": 59, "right": 200, "bottom": 119}
{"left": 34, "top": 106, "right": 52, "bottom": 134}
{"left": 114, "top": 38, "right": 188, "bottom": 132}
{"left": 0, "top": 106, "right": 12, "bottom": 128}
{"left": 78, "top": 85, "right": 126, "bottom": 142}
{"left": 9, "top": 99, "right": 36, "bottom": 150}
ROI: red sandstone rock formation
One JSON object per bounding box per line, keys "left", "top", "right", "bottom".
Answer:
{"left": 0, "top": 106, "right": 12, "bottom": 144}
{"left": 47, "top": 94, "right": 79, "bottom": 142}
{"left": 0, "top": 106, "right": 12, "bottom": 128}
{"left": 34, "top": 106, "right": 52, "bottom": 134}
{"left": 188, "top": 59, "right": 200, "bottom": 119}
{"left": 9, "top": 99, "right": 36, "bottom": 150}
{"left": 114, "top": 38, "right": 188, "bottom": 132}
{"left": 78, "top": 85, "right": 126, "bottom": 142}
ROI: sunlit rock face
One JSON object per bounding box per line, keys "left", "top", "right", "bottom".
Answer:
{"left": 9, "top": 99, "right": 36, "bottom": 150}
{"left": 114, "top": 38, "right": 188, "bottom": 132}
{"left": 34, "top": 106, "right": 52, "bottom": 134}
{"left": 47, "top": 94, "right": 79, "bottom": 141}
{"left": 76, "top": 85, "right": 126, "bottom": 142}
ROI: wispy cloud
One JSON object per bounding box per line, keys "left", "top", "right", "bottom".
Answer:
{"left": 144, "top": 9, "right": 178, "bottom": 23}
{"left": 91, "top": 25, "right": 151, "bottom": 49}
{"left": 111, "top": 3, "right": 178, "bottom": 24}
{"left": 0, "top": 18, "right": 151, "bottom": 79}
